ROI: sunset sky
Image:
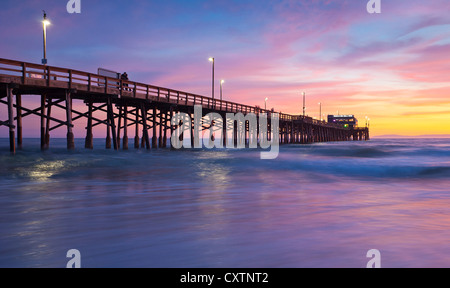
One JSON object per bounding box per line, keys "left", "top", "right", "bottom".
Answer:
{"left": 1, "top": 0, "right": 449, "bottom": 137}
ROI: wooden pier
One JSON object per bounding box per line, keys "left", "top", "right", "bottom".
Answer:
{"left": 0, "top": 58, "right": 369, "bottom": 154}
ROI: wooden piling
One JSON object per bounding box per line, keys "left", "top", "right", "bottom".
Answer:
{"left": 65, "top": 91, "right": 75, "bottom": 150}
{"left": 107, "top": 98, "right": 118, "bottom": 150}
{"left": 141, "top": 108, "right": 146, "bottom": 148}
{"left": 45, "top": 99, "right": 52, "bottom": 149}
{"left": 134, "top": 107, "right": 140, "bottom": 149}
{"left": 123, "top": 105, "right": 128, "bottom": 150}
{"left": 7, "top": 86, "right": 15, "bottom": 154}
{"left": 233, "top": 119, "right": 238, "bottom": 148}
{"left": 280, "top": 124, "right": 283, "bottom": 144}
{"left": 245, "top": 120, "right": 249, "bottom": 148}
{"left": 190, "top": 112, "right": 195, "bottom": 148}
{"left": 85, "top": 101, "right": 94, "bottom": 149}
{"left": 169, "top": 106, "right": 174, "bottom": 149}
{"left": 16, "top": 94, "right": 22, "bottom": 150}
{"left": 40, "top": 94, "right": 47, "bottom": 150}
{"left": 223, "top": 116, "right": 227, "bottom": 148}
{"left": 141, "top": 104, "right": 150, "bottom": 150}
{"left": 301, "top": 124, "right": 305, "bottom": 144}
{"left": 106, "top": 107, "right": 112, "bottom": 150}
{"left": 152, "top": 107, "right": 158, "bottom": 149}
{"left": 117, "top": 106, "right": 122, "bottom": 149}
{"left": 163, "top": 110, "right": 168, "bottom": 148}
{"left": 159, "top": 110, "right": 164, "bottom": 148}
{"left": 256, "top": 114, "right": 259, "bottom": 147}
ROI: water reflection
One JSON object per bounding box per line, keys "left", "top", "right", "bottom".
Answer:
{"left": 1, "top": 138, "right": 450, "bottom": 267}
{"left": 27, "top": 161, "right": 67, "bottom": 182}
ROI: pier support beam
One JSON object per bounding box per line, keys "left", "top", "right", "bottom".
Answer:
{"left": 85, "top": 101, "right": 94, "bottom": 149}
{"left": 141, "top": 104, "right": 150, "bottom": 150}
{"left": 106, "top": 109, "right": 112, "bottom": 150}
{"left": 233, "top": 119, "right": 238, "bottom": 148}
{"left": 301, "top": 124, "right": 305, "bottom": 144}
{"left": 45, "top": 99, "right": 52, "bottom": 149}
{"left": 190, "top": 111, "right": 195, "bottom": 148}
{"left": 223, "top": 116, "right": 227, "bottom": 148}
{"left": 152, "top": 107, "right": 158, "bottom": 149}
{"left": 134, "top": 108, "right": 140, "bottom": 149}
{"left": 16, "top": 94, "right": 22, "bottom": 150}
{"left": 107, "top": 98, "right": 118, "bottom": 150}
{"left": 117, "top": 106, "right": 122, "bottom": 149}
{"left": 169, "top": 107, "right": 174, "bottom": 148}
{"left": 40, "top": 94, "right": 47, "bottom": 150}
{"left": 159, "top": 110, "right": 164, "bottom": 148}
{"left": 123, "top": 105, "right": 128, "bottom": 150}
{"left": 7, "top": 86, "right": 15, "bottom": 155}
{"left": 163, "top": 110, "right": 168, "bottom": 148}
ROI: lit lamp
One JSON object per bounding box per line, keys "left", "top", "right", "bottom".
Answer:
{"left": 42, "top": 10, "right": 50, "bottom": 65}
{"left": 265, "top": 97, "right": 268, "bottom": 110}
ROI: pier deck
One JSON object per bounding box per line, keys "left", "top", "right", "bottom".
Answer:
{"left": 0, "top": 58, "right": 369, "bottom": 154}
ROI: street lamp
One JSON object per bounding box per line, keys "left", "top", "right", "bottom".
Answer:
{"left": 302, "top": 92, "right": 306, "bottom": 117}
{"left": 265, "top": 97, "right": 268, "bottom": 110}
{"left": 208, "top": 57, "right": 215, "bottom": 101}
{"left": 365, "top": 116, "right": 368, "bottom": 128}
{"left": 220, "top": 80, "right": 225, "bottom": 101}
{"left": 42, "top": 10, "right": 50, "bottom": 65}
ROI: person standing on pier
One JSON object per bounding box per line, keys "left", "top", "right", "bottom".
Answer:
{"left": 121, "top": 72, "right": 129, "bottom": 91}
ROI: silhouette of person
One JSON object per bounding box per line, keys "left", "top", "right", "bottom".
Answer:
{"left": 121, "top": 72, "right": 129, "bottom": 91}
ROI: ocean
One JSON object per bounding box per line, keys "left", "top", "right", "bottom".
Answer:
{"left": 0, "top": 138, "right": 450, "bottom": 268}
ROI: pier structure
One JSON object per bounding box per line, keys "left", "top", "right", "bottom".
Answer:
{"left": 0, "top": 58, "right": 369, "bottom": 154}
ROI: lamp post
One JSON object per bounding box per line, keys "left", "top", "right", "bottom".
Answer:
{"left": 365, "top": 116, "right": 368, "bottom": 128}
{"left": 42, "top": 11, "right": 50, "bottom": 65}
{"left": 318, "top": 102, "right": 322, "bottom": 121}
{"left": 265, "top": 97, "right": 268, "bottom": 111}
{"left": 208, "top": 57, "right": 215, "bottom": 101}
{"left": 302, "top": 92, "right": 306, "bottom": 117}
{"left": 220, "top": 80, "right": 224, "bottom": 101}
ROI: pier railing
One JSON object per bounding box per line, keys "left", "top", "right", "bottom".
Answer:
{"left": 0, "top": 58, "right": 346, "bottom": 129}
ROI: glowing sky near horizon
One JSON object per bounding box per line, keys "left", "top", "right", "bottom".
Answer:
{"left": 1, "top": 0, "right": 450, "bottom": 137}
